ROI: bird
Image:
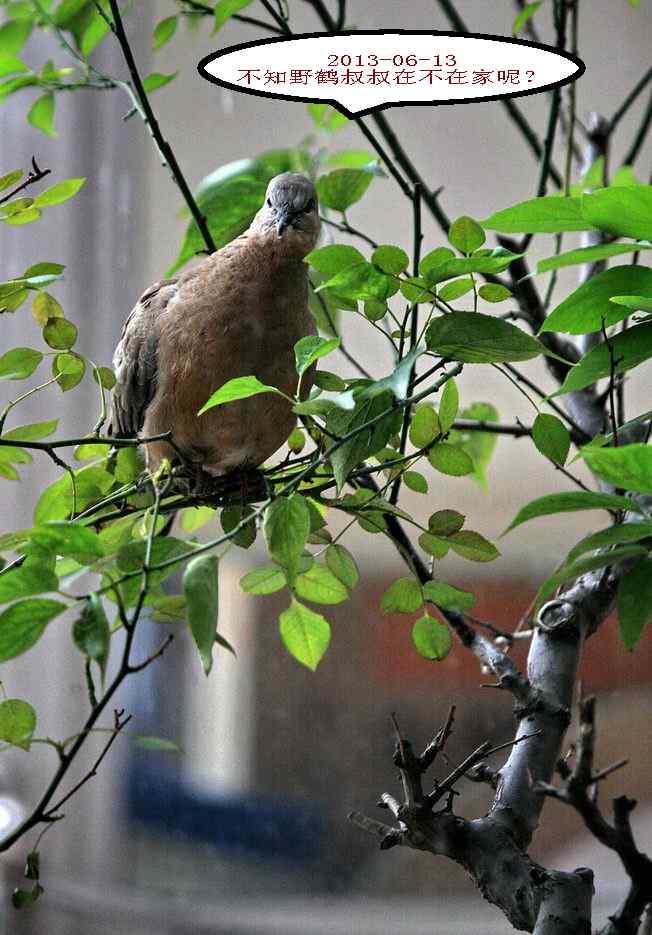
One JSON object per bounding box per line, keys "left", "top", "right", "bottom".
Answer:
{"left": 108, "top": 172, "right": 320, "bottom": 488}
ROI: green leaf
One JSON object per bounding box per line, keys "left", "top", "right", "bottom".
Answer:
{"left": 537, "top": 241, "right": 651, "bottom": 274}
{"left": 582, "top": 444, "right": 652, "bottom": 494}
{"left": 43, "top": 317, "right": 77, "bottom": 350}
{"left": 79, "top": 2, "right": 111, "bottom": 56}
{"left": 0, "top": 57, "right": 28, "bottom": 79}
{"left": 438, "top": 278, "right": 475, "bottom": 302}
{"left": 116, "top": 537, "right": 192, "bottom": 603}
{"left": 372, "top": 245, "right": 409, "bottom": 275}
{"left": 504, "top": 491, "right": 643, "bottom": 533}
{"left": 74, "top": 442, "right": 107, "bottom": 462}
{"left": 287, "top": 427, "right": 305, "bottom": 453}
{"left": 134, "top": 735, "right": 180, "bottom": 753}
{"left": 306, "top": 244, "right": 364, "bottom": 276}
{"left": 0, "top": 699, "right": 36, "bottom": 751}
{"left": 2, "top": 420, "right": 57, "bottom": 441}
{"left": 423, "top": 251, "right": 522, "bottom": 284}
{"left": 535, "top": 546, "right": 648, "bottom": 609}
{"left": 0, "top": 598, "right": 66, "bottom": 662}
{"left": 566, "top": 522, "right": 652, "bottom": 563}
{"left": 198, "top": 375, "right": 283, "bottom": 414}
{"left": 0, "top": 444, "right": 31, "bottom": 468}
{"left": 53, "top": 0, "right": 90, "bottom": 27}
{"left": 180, "top": 506, "right": 215, "bottom": 533}
{"left": 153, "top": 15, "right": 178, "bottom": 49}
{"left": 114, "top": 446, "right": 143, "bottom": 484}
{"left": 317, "top": 260, "right": 397, "bottom": 302}
{"left": 438, "top": 378, "right": 459, "bottom": 433}
{"left": 419, "top": 247, "right": 455, "bottom": 278}
{"left": 478, "top": 283, "right": 512, "bottom": 303}
{"left": 327, "top": 390, "right": 400, "bottom": 490}
{"left": 610, "top": 295, "right": 652, "bottom": 313}
{"left": 314, "top": 370, "right": 346, "bottom": 392}
{"left": 419, "top": 533, "right": 450, "bottom": 558}
{"left": 448, "top": 530, "right": 500, "bottom": 562}
{"left": 33, "top": 178, "right": 86, "bottom": 208}
{"left": 541, "top": 266, "right": 652, "bottom": 334}
{"left": 325, "top": 149, "right": 380, "bottom": 170}
{"left": 263, "top": 494, "right": 311, "bottom": 583}
{"left": 150, "top": 594, "right": 187, "bottom": 624}
{"left": 220, "top": 504, "right": 256, "bottom": 549}
{"left": 428, "top": 443, "right": 474, "bottom": 476}
{"left": 412, "top": 613, "right": 452, "bottom": 660}
{"left": 409, "top": 403, "right": 440, "bottom": 449}
{"left": 448, "top": 216, "right": 485, "bottom": 254}
{"left": 357, "top": 346, "right": 419, "bottom": 403}
{"left": 31, "top": 522, "right": 104, "bottom": 563}
{"left": 72, "top": 594, "right": 110, "bottom": 678}
{"left": 214, "top": 0, "right": 254, "bottom": 31}
{"left": 35, "top": 465, "right": 114, "bottom": 524}
{"left": 27, "top": 93, "right": 56, "bottom": 138}
{"left": 279, "top": 598, "right": 330, "bottom": 670}
{"left": 426, "top": 312, "right": 542, "bottom": 363}
{"left": 325, "top": 544, "right": 359, "bottom": 588}
{"left": 0, "top": 19, "right": 31, "bottom": 56}
{"left": 12, "top": 884, "right": 44, "bottom": 910}
{"left": 423, "top": 580, "right": 475, "bottom": 611}
{"left": 308, "top": 103, "right": 349, "bottom": 132}
{"left": 429, "top": 509, "right": 465, "bottom": 536}
{"left": 532, "top": 413, "right": 570, "bottom": 466}
{"left": 380, "top": 576, "right": 423, "bottom": 614}
{"left": 32, "top": 292, "right": 63, "bottom": 327}
{"left": 512, "top": 0, "right": 542, "bottom": 34}
{"left": 617, "top": 558, "right": 652, "bottom": 650}
{"left": 142, "top": 71, "right": 177, "bottom": 93}
{"left": 294, "top": 335, "right": 340, "bottom": 377}
{"left": 183, "top": 554, "right": 219, "bottom": 675}
{"left": 0, "top": 169, "right": 23, "bottom": 193}
{"left": 295, "top": 563, "right": 348, "bottom": 605}
{"left": 53, "top": 351, "right": 85, "bottom": 390}
{"left": 483, "top": 196, "right": 589, "bottom": 234}
{"left": 453, "top": 402, "right": 499, "bottom": 493}
{"left": 581, "top": 185, "right": 652, "bottom": 242}
{"left": 316, "top": 169, "right": 373, "bottom": 212}
{"left": 240, "top": 564, "right": 286, "bottom": 595}
{"left": 0, "top": 347, "right": 42, "bottom": 380}
{"left": 555, "top": 322, "right": 652, "bottom": 395}
{"left": 403, "top": 470, "right": 428, "bottom": 494}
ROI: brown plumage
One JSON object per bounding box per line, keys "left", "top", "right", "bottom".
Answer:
{"left": 109, "top": 173, "right": 320, "bottom": 479}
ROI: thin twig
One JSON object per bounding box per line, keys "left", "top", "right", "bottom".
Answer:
{"left": 0, "top": 157, "right": 51, "bottom": 206}
{"left": 609, "top": 64, "right": 652, "bottom": 132}
{"left": 390, "top": 183, "right": 423, "bottom": 505}
{"left": 106, "top": 0, "right": 216, "bottom": 254}
{"left": 43, "top": 709, "right": 132, "bottom": 818}
{"left": 601, "top": 318, "right": 620, "bottom": 447}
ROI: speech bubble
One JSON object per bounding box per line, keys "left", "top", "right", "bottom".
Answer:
{"left": 198, "top": 31, "right": 584, "bottom": 118}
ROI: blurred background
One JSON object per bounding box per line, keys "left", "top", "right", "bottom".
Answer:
{"left": 0, "top": 1, "right": 651, "bottom": 932}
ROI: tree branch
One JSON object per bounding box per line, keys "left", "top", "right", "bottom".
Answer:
{"left": 538, "top": 696, "right": 652, "bottom": 935}
{"left": 106, "top": 0, "right": 216, "bottom": 253}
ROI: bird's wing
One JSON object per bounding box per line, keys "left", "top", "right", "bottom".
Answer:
{"left": 109, "top": 278, "right": 178, "bottom": 438}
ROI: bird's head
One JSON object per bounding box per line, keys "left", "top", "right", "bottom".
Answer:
{"left": 252, "top": 173, "right": 320, "bottom": 255}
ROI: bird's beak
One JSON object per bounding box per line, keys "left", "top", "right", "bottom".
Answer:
{"left": 275, "top": 207, "right": 296, "bottom": 237}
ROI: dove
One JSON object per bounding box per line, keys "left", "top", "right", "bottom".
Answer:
{"left": 109, "top": 173, "right": 320, "bottom": 485}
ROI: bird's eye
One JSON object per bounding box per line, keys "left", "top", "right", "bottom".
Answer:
{"left": 267, "top": 198, "right": 272, "bottom": 207}
{"left": 305, "top": 198, "right": 315, "bottom": 212}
